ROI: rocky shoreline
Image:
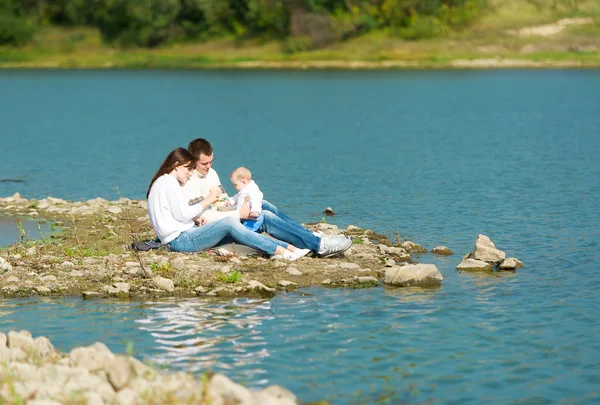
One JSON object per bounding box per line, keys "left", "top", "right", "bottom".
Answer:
{"left": 0, "top": 329, "right": 298, "bottom": 405}
{"left": 0, "top": 193, "right": 523, "bottom": 404}
{"left": 0, "top": 193, "right": 452, "bottom": 300}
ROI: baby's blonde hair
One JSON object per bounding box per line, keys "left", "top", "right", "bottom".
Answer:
{"left": 231, "top": 166, "right": 252, "bottom": 182}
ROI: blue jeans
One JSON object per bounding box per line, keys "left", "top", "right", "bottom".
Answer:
{"left": 168, "top": 217, "right": 283, "bottom": 254}
{"left": 259, "top": 200, "right": 321, "bottom": 252}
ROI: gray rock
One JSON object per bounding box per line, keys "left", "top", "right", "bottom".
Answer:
{"left": 384, "top": 264, "right": 443, "bottom": 287}
{"left": 40, "top": 275, "right": 57, "bottom": 283}
{"left": 346, "top": 224, "right": 360, "bottom": 231}
{"left": 339, "top": 262, "right": 360, "bottom": 269}
{"left": 6, "top": 275, "right": 19, "bottom": 283}
{"left": 61, "top": 261, "right": 75, "bottom": 268}
{"left": 456, "top": 258, "right": 493, "bottom": 271}
{"left": 286, "top": 267, "right": 303, "bottom": 276}
{"left": 401, "top": 241, "right": 427, "bottom": 253}
{"left": 153, "top": 276, "right": 175, "bottom": 292}
{"left": 430, "top": 246, "right": 453, "bottom": 255}
{"left": 0, "top": 257, "right": 13, "bottom": 273}
{"left": 194, "top": 286, "right": 207, "bottom": 294}
{"left": 70, "top": 270, "right": 85, "bottom": 277}
{"left": 384, "top": 258, "right": 395, "bottom": 267}
{"left": 473, "top": 234, "right": 506, "bottom": 264}
{"left": 35, "top": 286, "right": 51, "bottom": 294}
{"left": 37, "top": 199, "right": 50, "bottom": 209}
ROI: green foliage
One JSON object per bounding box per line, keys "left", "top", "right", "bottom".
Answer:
{"left": 91, "top": 0, "right": 182, "bottom": 47}
{"left": 282, "top": 35, "right": 312, "bottom": 53}
{"left": 0, "top": 13, "right": 36, "bottom": 45}
{"left": 396, "top": 13, "right": 446, "bottom": 39}
{"left": 0, "top": 0, "right": 488, "bottom": 48}
{"left": 150, "top": 262, "right": 174, "bottom": 274}
{"left": 215, "top": 270, "right": 242, "bottom": 283}
{"left": 64, "top": 245, "right": 109, "bottom": 257}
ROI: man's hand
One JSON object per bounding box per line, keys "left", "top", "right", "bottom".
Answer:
{"left": 249, "top": 211, "right": 260, "bottom": 218}
{"left": 205, "top": 188, "right": 220, "bottom": 205}
{"left": 238, "top": 199, "right": 250, "bottom": 220}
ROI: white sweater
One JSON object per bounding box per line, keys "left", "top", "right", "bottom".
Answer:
{"left": 147, "top": 174, "right": 204, "bottom": 244}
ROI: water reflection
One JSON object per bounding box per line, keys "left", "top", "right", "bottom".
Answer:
{"left": 136, "top": 298, "right": 272, "bottom": 375}
{"left": 0, "top": 214, "right": 55, "bottom": 247}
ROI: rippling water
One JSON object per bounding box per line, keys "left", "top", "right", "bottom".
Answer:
{"left": 1, "top": 69, "right": 600, "bottom": 403}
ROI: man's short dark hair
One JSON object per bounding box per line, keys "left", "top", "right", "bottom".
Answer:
{"left": 188, "top": 138, "right": 213, "bottom": 159}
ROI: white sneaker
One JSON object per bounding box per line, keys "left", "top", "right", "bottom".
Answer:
{"left": 291, "top": 248, "right": 311, "bottom": 260}
{"left": 317, "top": 235, "right": 352, "bottom": 258}
{"left": 271, "top": 250, "right": 296, "bottom": 261}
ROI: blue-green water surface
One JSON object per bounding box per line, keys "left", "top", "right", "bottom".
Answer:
{"left": 1, "top": 69, "right": 599, "bottom": 404}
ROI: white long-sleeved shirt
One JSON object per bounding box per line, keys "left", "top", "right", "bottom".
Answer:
{"left": 231, "top": 180, "right": 263, "bottom": 214}
{"left": 147, "top": 174, "right": 204, "bottom": 244}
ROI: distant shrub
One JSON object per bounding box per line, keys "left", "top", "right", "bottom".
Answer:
{"left": 282, "top": 35, "right": 312, "bottom": 53}
{"left": 0, "top": 13, "right": 37, "bottom": 46}
{"left": 396, "top": 14, "right": 446, "bottom": 40}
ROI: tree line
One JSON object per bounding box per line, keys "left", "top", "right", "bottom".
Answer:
{"left": 1, "top": 0, "right": 484, "bottom": 48}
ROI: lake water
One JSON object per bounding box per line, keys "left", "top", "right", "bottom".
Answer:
{"left": 1, "top": 69, "right": 599, "bottom": 404}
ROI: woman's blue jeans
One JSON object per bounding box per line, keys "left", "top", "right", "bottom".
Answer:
{"left": 168, "top": 217, "right": 283, "bottom": 254}
{"left": 259, "top": 200, "right": 321, "bottom": 252}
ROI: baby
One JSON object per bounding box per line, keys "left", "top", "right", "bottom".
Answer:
{"left": 228, "top": 167, "right": 263, "bottom": 219}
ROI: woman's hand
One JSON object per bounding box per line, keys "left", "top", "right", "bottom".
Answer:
{"left": 193, "top": 216, "right": 207, "bottom": 226}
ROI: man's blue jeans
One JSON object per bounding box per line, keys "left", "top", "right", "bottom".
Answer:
{"left": 259, "top": 200, "right": 321, "bottom": 252}
{"left": 168, "top": 217, "right": 284, "bottom": 254}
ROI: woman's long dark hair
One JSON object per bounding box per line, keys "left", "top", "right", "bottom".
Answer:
{"left": 147, "top": 148, "right": 196, "bottom": 198}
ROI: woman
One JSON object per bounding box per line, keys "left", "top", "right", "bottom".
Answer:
{"left": 147, "top": 148, "right": 308, "bottom": 260}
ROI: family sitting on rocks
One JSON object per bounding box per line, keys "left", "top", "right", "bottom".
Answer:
{"left": 147, "top": 138, "right": 352, "bottom": 261}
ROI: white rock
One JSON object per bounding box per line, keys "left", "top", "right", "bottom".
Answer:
{"left": 6, "top": 275, "right": 19, "bottom": 283}
{"left": 124, "top": 262, "right": 141, "bottom": 268}
{"left": 153, "top": 276, "right": 175, "bottom": 292}
{"left": 430, "top": 246, "right": 453, "bottom": 255}
{"left": 0, "top": 257, "right": 13, "bottom": 273}
{"left": 115, "top": 388, "right": 138, "bottom": 405}
{"left": 278, "top": 280, "right": 298, "bottom": 287}
{"left": 286, "top": 267, "right": 302, "bottom": 276}
{"left": 401, "top": 241, "right": 427, "bottom": 253}
{"left": 107, "top": 206, "right": 122, "bottom": 215}
{"left": 384, "top": 264, "right": 443, "bottom": 287}
{"left": 26, "top": 400, "right": 63, "bottom": 405}
{"left": 37, "top": 199, "right": 50, "bottom": 209}
{"left": 87, "top": 197, "right": 108, "bottom": 205}
{"left": 357, "top": 276, "right": 379, "bottom": 284}
{"left": 456, "top": 258, "right": 493, "bottom": 271}
{"left": 194, "top": 286, "right": 207, "bottom": 294}
{"left": 8, "top": 330, "right": 35, "bottom": 352}
{"left": 34, "top": 336, "right": 55, "bottom": 358}
{"left": 207, "top": 373, "right": 253, "bottom": 405}
{"left": 25, "top": 246, "right": 36, "bottom": 256}
{"left": 339, "top": 262, "right": 360, "bottom": 269}
{"left": 499, "top": 257, "right": 523, "bottom": 270}
{"left": 473, "top": 234, "right": 506, "bottom": 263}
{"left": 69, "top": 342, "right": 115, "bottom": 371}
{"left": 36, "top": 286, "right": 51, "bottom": 294}
{"left": 105, "top": 355, "right": 134, "bottom": 391}
{"left": 0, "top": 332, "right": 6, "bottom": 348}
{"left": 61, "top": 261, "right": 75, "bottom": 268}
{"left": 384, "top": 258, "right": 395, "bottom": 267}
{"left": 41, "top": 275, "right": 57, "bottom": 282}
{"left": 246, "top": 280, "right": 276, "bottom": 295}
{"left": 137, "top": 201, "right": 148, "bottom": 210}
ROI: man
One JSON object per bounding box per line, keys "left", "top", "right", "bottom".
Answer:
{"left": 181, "top": 138, "right": 351, "bottom": 258}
